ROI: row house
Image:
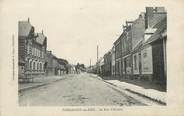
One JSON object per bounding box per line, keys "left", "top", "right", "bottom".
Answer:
{"left": 130, "top": 7, "right": 167, "bottom": 83}
{"left": 121, "top": 21, "right": 134, "bottom": 78}
{"left": 111, "top": 46, "right": 115, "bottom": 76}
{"left": 18, "top": 18, "right": 47, "bottom": 81}
{"left": 45, "top": 51, "right": 68, "bottom": 76}
{"left": 139, "top": 7, "right": 167, "bottom": 83}
{"left": 96, "top": 57, "right": 104, "bottom": 75}
{"left": 104, "top": 51, "right": 112, "bottom": 76}
{"left": 103, "top": 7, "right": 167, "bottom": 85}
{"left": 114, "top": 36, "right": 122, "bottom": 76}
{"left": 57, "top": 58, "right": 69, "bottom": 74}
{"left": 123, "top": 7, "right": 166, "bottom": 83}
{"left": 114, "top": 21, "right": 133, "bottom": 77}
{"left": 130, "top": 12, "right": 145, "bottom": 80}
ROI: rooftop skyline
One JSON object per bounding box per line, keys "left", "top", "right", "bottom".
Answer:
{"left": 1, "top": 0, "right": 166, "bottom": 66}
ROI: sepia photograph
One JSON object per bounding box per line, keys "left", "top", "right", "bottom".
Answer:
{"left": 1, "top": 0, "right": 184, "bottom": 115}
{"left": 18, "top": 5, "right": 167, "bottom": 106}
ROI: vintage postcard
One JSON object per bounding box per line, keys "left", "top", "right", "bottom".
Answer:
{"left": 0, "top": 0, "right": 184, "bottom": 116}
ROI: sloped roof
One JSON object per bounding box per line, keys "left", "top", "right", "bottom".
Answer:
{"left": 145, "top": 17, "right": 166, "bottom": 45}
{"left": 18, "top": 21, "right": 33, "bottom": 37}
{"left": 57, "top": 58, "right": 68, "bottom": 65}
{"left": 35, "top": 33, "right": 46, "bottom": 45}
{"left": 149, "top": 13, "right": 166, "bottom": 28}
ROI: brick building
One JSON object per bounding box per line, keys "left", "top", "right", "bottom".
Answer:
{"left": 18, "top": 18, "right": 47, "bottom": 81}
{"left": 140, "top": 7, "right": 167, "bottom": 83}
{"left": 45, "top": 51, "right": 68, "bottom": 76}
{"left": 103, "top": 51, "right": 112, "bottom": 76}
{"left": 57, "top": 58, "right": 69, "bottom": 74}
{"left": 111, "top": 46, "right": 115, "bottom": 76}
{"left": 96, "top": 57, "right": 104, "bottom": 75}
{"left": 114, "top": 36, "right": 122, "bottom": 76}
{"left": 121, "top": 21, "right": 133, "bottom": 79}
{"left": 109, "top": 7, "right": 167, "bottom": 85}
{"left": 130, "top": 13, "right": 145, "bottom": 79}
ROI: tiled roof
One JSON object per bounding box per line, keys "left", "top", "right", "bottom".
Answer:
{"left": 58, "top": 58, "right": 68, "bottom": 65}
{"left": 144, "top": 17, "right": 166, "bottom": 45}
{"left": 18, "top": 21, "right": 33, "bottom": 37}
{"left": 35, "top": 33, "right": 46, "bottom": 45}
{"left": 149, "top": 13, "right": 166, "bottom": 28}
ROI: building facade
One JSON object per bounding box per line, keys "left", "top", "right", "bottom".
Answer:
{"left": 96, "top": 57, "right": 104, "bottom": 75}
{"left": 18, "top": 18, "right": 47, "bottom": 81}
{"left": 114, "top": 36, "right": 122, "bottom": 76}
{"left": 103, "top": 7, "right": 167, "bottom": 85}
{"left": 57, "top": 58, "right": 69, "bottom": 74}
{"left": 111, "top": 46, "right": 115, "bottom": 76}
{"left": 130, "top": 13, "right": 145, "bottom": 79}
{"left": 140, "top": 7, "right": 167, "bottom": 83}
{"left": 104, "top": 51, "right": 112, "bottom": 76}
{"left": 45, "top": 51, "right": 68, "bottom": 76}
{"left": 121, "top": 22, "right": 133, "bottom": 79}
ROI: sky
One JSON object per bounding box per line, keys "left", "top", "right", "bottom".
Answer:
{"left": 1, "top": 0, "right": 166, "bottom": 66}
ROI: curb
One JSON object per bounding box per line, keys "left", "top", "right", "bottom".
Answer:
{"left": 18, "top": 77, "right": 66, "bottom": 93}
{"left": 19, "top": 83, "right": 49, "bottom": 93}
{"left": 103, "top": 80, "right": 166, "bottom": 105}
{"left": 125, "top": 88, "right": 166, "bottom": 105}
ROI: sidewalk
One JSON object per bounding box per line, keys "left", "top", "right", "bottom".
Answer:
{"left": 104, "top": 79, "right": 166, "bottom": 104}
{"left": 18, "top": 74, "right": 74, "bottom": 92}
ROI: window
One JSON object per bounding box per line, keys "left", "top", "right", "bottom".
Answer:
{"left": 38, "top": 50, "right": 40, "bottom": 57}
{"left": 29, "top": 61, "right": 32, "bottom": 71}
{"left": 27, "top": 45, "right": 29, "bottom": 54}
{"left": 42, "top": 63, "right": 44, "bottom": 71}
{"left": 37, "top": 63, "right": 39, "bottom": 71}
{"left": 34, "top": 48, "right": 36, "bottom": 56}
{"left": 33, "top": 62, "right": 35, "bottom": 71}
{"left": 42, "top": 52, "right": 44, "bottom": 58}
{"left": 134, "top": 55, "right": 137, "bottom": 70}
{"left": 32, "top": 47, "right": 34, "bottom": 56}
{"left": 40, "top": 63, "right": 42, "bottom": 71}
{"left": 29, "top": 46, "right": 32, "bottom": 55}
{"left": 35, "top": 48, "right": 37, "bottom": 56}
{"left": 36, "top": 48, "right": 37, "bottom": 56}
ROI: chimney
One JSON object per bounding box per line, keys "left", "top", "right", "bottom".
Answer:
{"left": 145, "top": 7, "right": 154, "bottom": 29}
{"left": 155, "top": 7, "right": 166, "bottom": 13}
{"left": 42, "top": 30, "right": 43, "bottom": 34}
